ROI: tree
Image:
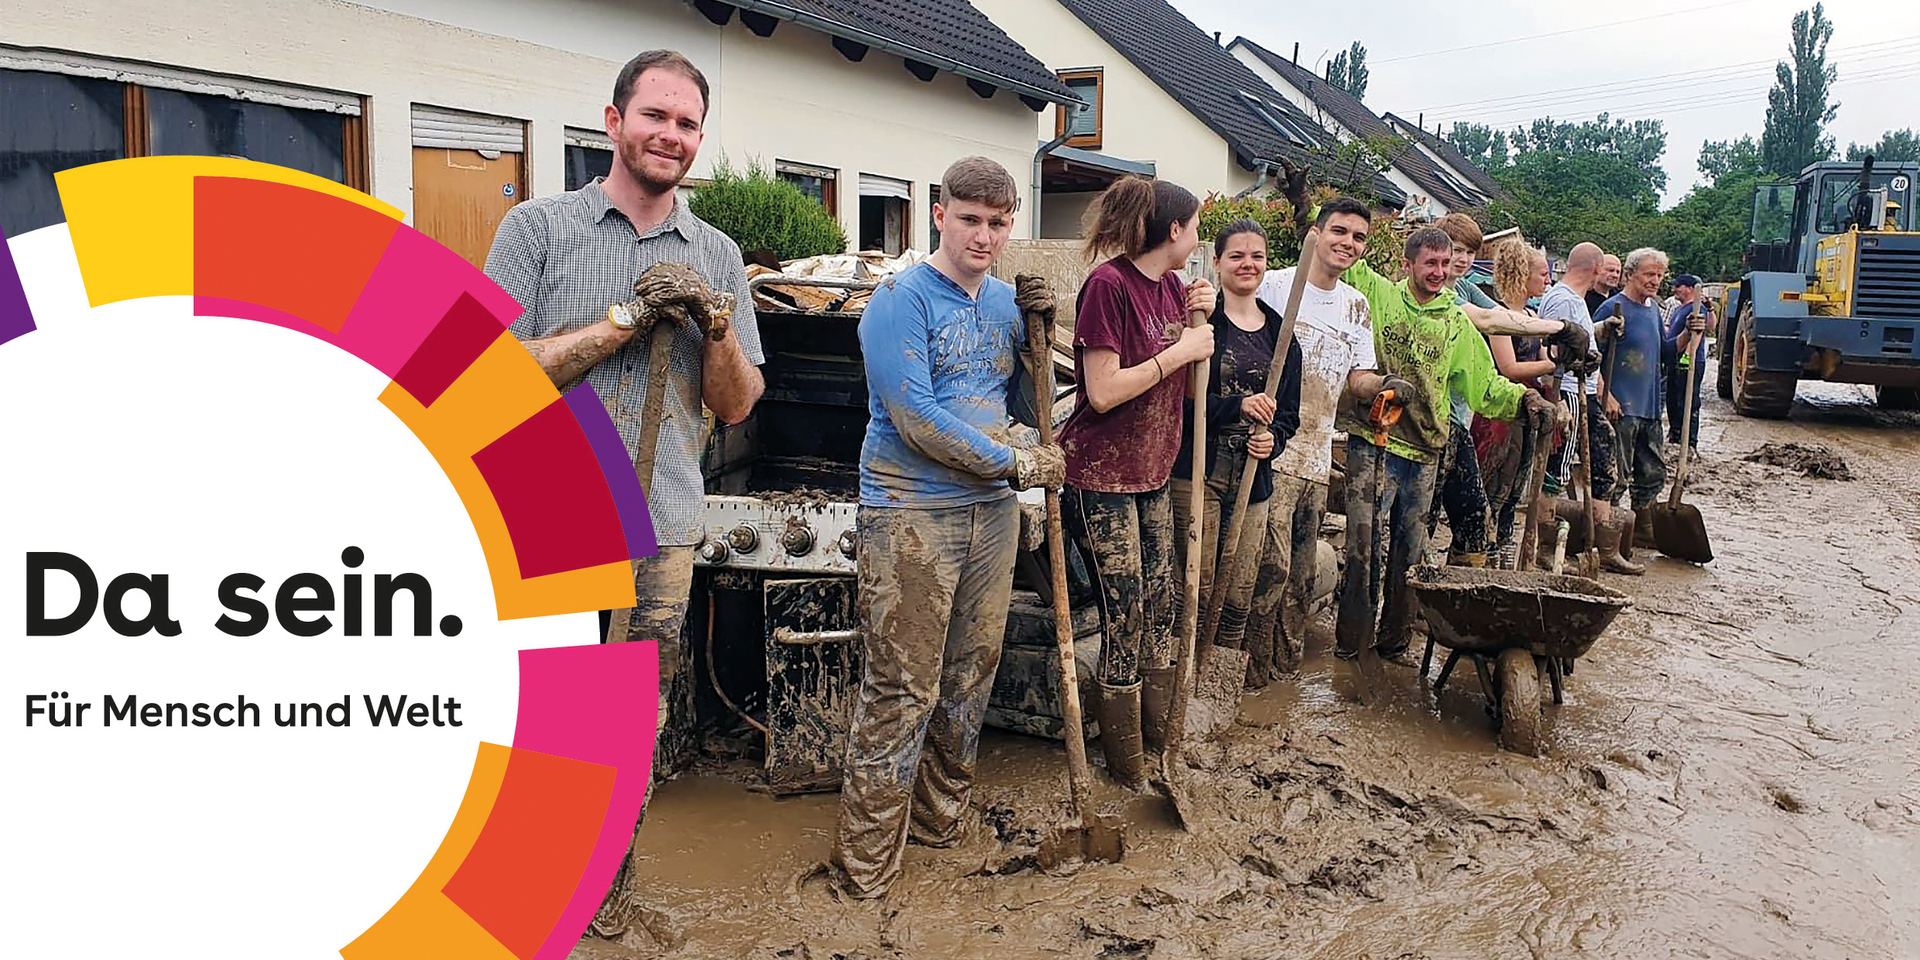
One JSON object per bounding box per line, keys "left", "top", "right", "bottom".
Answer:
{"left": 1448, "top": 122, "right": 1509, "bottom": 171}
{"left": 1479, "top": 114, "right": 1668, "bottom": 252}
{"left": 690, "top": 157, "right": 848, "bottom": 260}
{"left": 1761, "top": 3, "right": 1838, "bottom": 178}
{"left": 1697, "top": 135, "right": 1765, "bottom": 183}
{"left": 1846, "top": 129, "right": 1920, "bottom": 163}
{"left": 1323, "top": 41, "right": 1369, "bottom": 101}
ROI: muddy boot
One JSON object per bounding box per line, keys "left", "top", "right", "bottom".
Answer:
{"left": 1633, "top": 508, "right": 1658, "bottom": 552}
{"left": 1597, "top": 514, "right": 1645, "bottom": 576}
{"left": 1093, "top": 680, "right": 1148, "bottom": 791}
{"left": 1139, "top": 667, "right": 1175, "bottom": 755}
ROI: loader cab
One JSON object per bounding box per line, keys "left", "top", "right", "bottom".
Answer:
{"left": 1748, "top": 162, "right": 1918, "bottom": 275}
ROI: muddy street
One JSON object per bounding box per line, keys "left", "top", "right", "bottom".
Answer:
{"left": 600, "top": 364, "right": 1920, "bottom": 960}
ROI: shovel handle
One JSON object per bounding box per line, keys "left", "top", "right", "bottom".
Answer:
{"left": 1668, "top": 316, "right": 1704, "bottom": 507}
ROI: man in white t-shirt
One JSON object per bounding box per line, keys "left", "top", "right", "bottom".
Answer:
{"left": 1252, "top": 197, "right": 1382, "bottom": 669}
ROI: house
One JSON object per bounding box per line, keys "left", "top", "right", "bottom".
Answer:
{"left": 1381, "top": 112, "right": 1511, "bottom": 206}
{"left": 969, "top": 0, "right": 1405, "bottom": 239}
{"left": 690, "top": 1, "right": 1078, "bottom": 255}
{"left": 1227, "top": 38, "right": 1486, "bottom": 219}
{"left": 2, "top": 0, "right": 1076, "bottom": 264}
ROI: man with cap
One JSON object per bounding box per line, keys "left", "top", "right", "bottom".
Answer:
{"left": 1664, "top": 275, "right": 1712, "bottom": 450}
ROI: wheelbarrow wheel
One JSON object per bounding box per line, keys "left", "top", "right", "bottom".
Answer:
{"left": 1496, "top": 648, "right": 1544, "bottom": 756}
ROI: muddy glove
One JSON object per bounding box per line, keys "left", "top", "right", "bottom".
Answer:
{"left": 1594, "top": 316, "right": 1624, "bottom": 344}
{"left": 1379, "top": 375, "right": 1417, "bottom": 406}
{"left": 1545, "top": 320, "right": 1591, "bottom": 359}
{"left": 1014, "top": 275, "right": 1056, "bottom": 321}
{"left": 1011, "top": 442, "right": 1066, "bottom": 491}
{"left": 1522, "top": 389, "right": 1570, "bottom": 426}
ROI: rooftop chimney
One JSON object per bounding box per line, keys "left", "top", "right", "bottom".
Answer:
{"left": 1292, "top": 42, "right": 1299, "bottom": 63}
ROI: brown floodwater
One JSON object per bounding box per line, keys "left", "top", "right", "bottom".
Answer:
{"left": 588, "top": 372, "right": 1920, "bottom": 960}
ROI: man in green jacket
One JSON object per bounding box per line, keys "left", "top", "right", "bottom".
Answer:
{"left": 1328, "top": 226, "right": 1565, "bottom": 695}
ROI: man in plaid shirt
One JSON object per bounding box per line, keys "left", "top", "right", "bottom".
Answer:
{"left": 483, "top": 49, "right": 764, "bottom": 941}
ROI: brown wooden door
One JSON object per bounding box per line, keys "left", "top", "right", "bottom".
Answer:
{"left": 411, "top": 146, "right": 525, "bottom": 269}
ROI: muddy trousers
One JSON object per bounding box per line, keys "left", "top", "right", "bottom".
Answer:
{"left": 1063, "top": 483, "right": 1175, "bottom": 686}
{"left": 1548, "top": 390, "right": 1617, "bottom": 500}
{"left": 1437, "top": 425, "right": 1489, "bottom": 555}
{"left": 831, "top": 500, "right": 1018, "bottom": 899}
{"left": 1169, "top": 464, "right": 1300, "bottom": 681}
{"left": 1284, "top": 478, "right": 1330, "bottom": 637}
{"left": 1665, "top": 360, "right": 1702, "bottom": 443}
{"left": 1611, "top": 414, "right": 1668, "bottom": 510}
{"left": 1335, "top": 439, "right": 1437, "bottom": 660}
{"left": 590, "top": 547, "right": 696, "bottom": 937}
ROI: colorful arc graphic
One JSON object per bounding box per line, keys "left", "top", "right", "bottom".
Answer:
{"left": 0, "top": 157, "right": 661, "bottom": 960}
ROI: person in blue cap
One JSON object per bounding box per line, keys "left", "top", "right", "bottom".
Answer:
{"left": 1664, "top": 274, "right": 1712, "bottom": 451}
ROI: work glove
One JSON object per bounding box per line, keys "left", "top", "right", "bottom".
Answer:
{"left": 1522, "top": 389, "right": 1570, "bottom": 427}
{"left": 1013, "top": 274, "right": 1059, "bottom": 353}
{"left": 1379, "top": 375, "right": 1417, "bottom": 406}
{"left": 1594, "top": 316, "right": 1624, "bottom": 343}
{"left": 1011, "top": 442, "right": 1067, "bottom": 491}
{"left": 1278, "top": 159, "right": 1313, "bottom": 224}
{"left": 1544, "top": 320, "right": 1591, "bottom": 359}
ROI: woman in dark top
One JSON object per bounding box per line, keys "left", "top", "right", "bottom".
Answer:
{"left": 1058, "top": 175, "right": 1215, "bottom": 789}
{"left": 1475, "top": 241, "right": 1559, "bottom": 566}
{"left": 1170, "top": 219, "right": 1302, "bottom": 687}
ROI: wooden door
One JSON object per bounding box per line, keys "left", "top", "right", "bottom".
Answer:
{"left": 411, "top": 146, "right": 525, "bottom": 269}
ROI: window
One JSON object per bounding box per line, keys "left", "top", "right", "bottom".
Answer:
{"left": 0, "top": 59, "right": 365, "bottom": 236}
{"left": 858, "top": 174, "right": 910, "bottom": 255}
{"left": 928, "top": 184, "right": 941, "bottom": 252}
{"left": 776, "top": 159, "right": 838, "bottom": 217}
{"left": 1057, "top": 69, "right": 1103, "bottom": 149}
{"left": 564, "top": 128, "right": 613, "bottom": 192}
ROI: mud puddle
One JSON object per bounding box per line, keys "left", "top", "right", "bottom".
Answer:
{"left": 589, "top": 363, "right": 1920, "bottom": 960}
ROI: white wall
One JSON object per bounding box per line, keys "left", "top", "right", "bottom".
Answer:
{"left": 711, "top": 16, "right": 1043, "bottom": 252}
{"left": 8, "top": 0, "right": 717, "bottom": 218}
{"left": 971, "top": 0, "right": 1243, "bottom": 217}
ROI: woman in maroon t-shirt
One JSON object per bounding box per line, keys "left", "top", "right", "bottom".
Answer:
{"left": 1058, "top": 176, "right": 1215, "bottom": 789}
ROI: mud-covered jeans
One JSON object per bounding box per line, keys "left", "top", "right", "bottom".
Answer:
{"left": 1612, "top": 414, "right": 1668, "bottom": 509}
{"left": 1063, "top": 483, "right": 1175, "bottom": 686}
{"left": 1438, "top": 425, "right": 1489, "bottom": 555}
{"left": 1170, "top": 462, "right": 1300, "bottom": 678}
{"left": 591, "top": 547, "right": 694, "bottom": 936}
{"left": 1336, "top": 439, "right": 1437, "bottom": 659}
{"left": 832, "top": 499, "right": 1018, "bottom": 898}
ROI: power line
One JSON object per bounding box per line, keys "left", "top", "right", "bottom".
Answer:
{"left": 1411, "top": 34, "right": 1918, "bottom": 115}
{"left": 1443, "top": 64, "right": 1920, "bottom": 132}
{"left": 1426, "top": 44, "right": 1918, "bottom": 126}
{"left": 1373, "top": 0, "right": 1762, "bottom": 64}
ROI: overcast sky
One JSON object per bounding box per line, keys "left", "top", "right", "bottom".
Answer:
{"left": 1168, "top": 0, "right": 1920, "bottom": 207}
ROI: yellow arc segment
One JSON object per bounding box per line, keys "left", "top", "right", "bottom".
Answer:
{"left": 55, "top": 157, "right": 403, "bottom": 308}
{"left": 339, "top": 742, "right": 519, "bottom": 959}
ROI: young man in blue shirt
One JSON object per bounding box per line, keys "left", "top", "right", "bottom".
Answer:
{"left": 1594, "top": 247, "right": 1676, "bottom": 551}
{"left": 831, "top": 156, "right": 1064, "bottom": 899}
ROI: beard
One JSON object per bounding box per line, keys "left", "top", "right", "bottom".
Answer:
{"left": 617, "top": 135, "right": 690, "bottom": 195}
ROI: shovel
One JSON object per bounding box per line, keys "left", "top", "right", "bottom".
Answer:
{"left": 1650, "top": 319, "right": 1713, "bottom": 563}
{"left": 1016, "top": 276, "right": 1124, "bottom": 866}
{"left": 1195, "top": 235, "right": 1320, "bottom": 722}
{"left": 1157, "top": 296, "right": 1215, "bottom": 828}
{"left": 1572, "top": 372, "right": 1601, "bottom": 580}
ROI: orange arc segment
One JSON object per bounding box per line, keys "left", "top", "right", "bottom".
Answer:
{"left": 339, "top": 743, "right": 519, "bottom": 960}
{"left": 193, "top": 176, "right": 402, "bottom": 334}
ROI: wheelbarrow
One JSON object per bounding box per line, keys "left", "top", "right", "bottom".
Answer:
{"left": 1409, "top": 565, "right": 1632, "bottom": 755}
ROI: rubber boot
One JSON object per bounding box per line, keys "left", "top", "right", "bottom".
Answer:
{"left": 1093, "top": 680, "right": 1148, "bottom": 791}
{"left": 1139, "top": 667, "right": 1175, "bottom": 755}
{"left": 1597, "top": 514, "right": 1645, "bottom": 576}
{"left": 1633, "top": 508, "right": 1659, "bottom": 552}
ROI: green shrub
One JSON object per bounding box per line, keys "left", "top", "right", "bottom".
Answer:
{"left": 1197, "top": 189, "right": 1405, "bottom": 277}
{"left": 689, "top": 157, "right": 847, "bottom": 261}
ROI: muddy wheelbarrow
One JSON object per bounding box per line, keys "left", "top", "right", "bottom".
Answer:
{"left": 1409, "top": 566, "right": 1632, "bottom": 755}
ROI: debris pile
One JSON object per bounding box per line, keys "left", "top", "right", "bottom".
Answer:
{"left": 1742, "top": 442, "right": 1854, "bottom": 480}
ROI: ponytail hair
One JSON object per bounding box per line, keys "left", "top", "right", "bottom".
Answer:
{"left": 1083, "top": 176, "right": 1200, "bottom": 261}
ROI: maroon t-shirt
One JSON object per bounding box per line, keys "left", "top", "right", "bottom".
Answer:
{"left": 1059, "top": 256, "right": 1190, "bottom": 493}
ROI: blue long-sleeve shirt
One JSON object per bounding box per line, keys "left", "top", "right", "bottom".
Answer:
{"left": 858, "top": 262, "right": 1020, "bottom": 508}
{"left": 1666, "top": 301, "right": 1709, "bottom": 364}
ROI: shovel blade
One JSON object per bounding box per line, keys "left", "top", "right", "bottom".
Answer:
{"left": 1649, "top": 502, "right": 1713, "bottom": 563}
{"left": 1186, "top": 645, "right": 1250, "bottom": 740}
{"left": 1036, "top": 812, "right": 1126, "bottom": 869}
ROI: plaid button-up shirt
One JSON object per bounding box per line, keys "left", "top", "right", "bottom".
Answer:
{"left": 485, "top": 179, "right": 763, "bottom": 546}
